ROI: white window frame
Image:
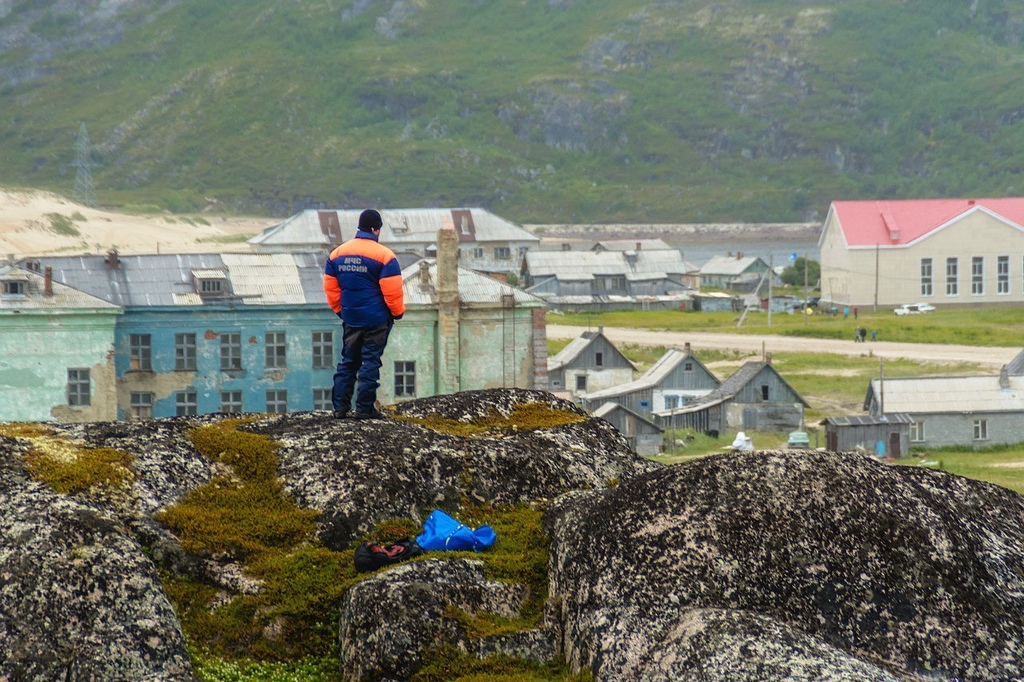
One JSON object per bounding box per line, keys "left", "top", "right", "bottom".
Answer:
{"left": 175, "top": 390, "right": 197, "bottom": 416}
{"left": 971, "top": 256, "right": 984, "bottom": 296}
{"left": 313, "top": 388, "right": 332, "bottom": 411}
{"left": 130, "top": 392, "right": 154, "bottom": 419}
{"left": 220, "top": 390, "right": 243, "bottom": 413}
{"left": 945, "top": 257, "right": 959, "bottom": 296}
{"left": 129, "top": 334, "right": 152, "bottom": 372}
{"left": 909, "top": 420, "right": 925, "bottom": 443}
{"left": 312, "top": 331, "right": 334, "bottom": 369}
{"left": 266, "top": 389, "right": 288, "bottom": 414}
{"left": 395, "top": 361, "right": 417, "bottom": 398}
{"left": 265, "top": 331, "right": 287, "bottom": 369}
{"left": 175, "top": 333, "right": 197, "bottom": 371}
{"left": 220, "top": 332, "right": 242, "bottom": 371}
{"left": 67, "top": 368, "right": 91, "bottom": 406}
{"left": 920, "top": 258, "right": 933, "bottom": 297}
{"left": 997, "top": 256, "right": 1009, "bottom": 295}
{"left": 973, "top": 418, "right": 988, "bottom": 441}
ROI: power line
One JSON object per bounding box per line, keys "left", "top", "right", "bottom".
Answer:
{"left": 72, "top": 122, "right": 96, "bottom": 208}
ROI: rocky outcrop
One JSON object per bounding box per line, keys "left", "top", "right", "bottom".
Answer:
{"left": 546, "top": 449, "right": 1024, "bottom": 681}
{"left": 251, "top": 388, "right": 657, "bottom": 550}
{"left": 338, "top": 558, "right": 553, "bottom": 680}
{"left": 5, "top": 389, "right": 1024, "bottom": 681}
{"left": 0, "top": 435, "right": 195, "bottom": 682}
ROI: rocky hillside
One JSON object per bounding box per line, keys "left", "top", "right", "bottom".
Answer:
{"left": 1, "top": 1, "right": 1024, "bottom": 223}
{"left": 2, "top": 388, "right": 1024, "bottom": 680}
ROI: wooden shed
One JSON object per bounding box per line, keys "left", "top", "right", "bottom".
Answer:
{"left": 820, "top": 413, "right": 913, "bottom": 457}
{"left": 592, "top": 401, "right": 664, "bottom": 455}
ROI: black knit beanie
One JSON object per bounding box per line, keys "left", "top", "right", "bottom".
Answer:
{"left": 358, "top": 209, "right": 383, "bottom": 232}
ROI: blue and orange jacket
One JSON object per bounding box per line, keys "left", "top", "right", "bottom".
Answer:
{"left": 323, "top": 231, "right": 405, "bottom": 328}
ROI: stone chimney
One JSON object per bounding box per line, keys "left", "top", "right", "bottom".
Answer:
{"left": 636, "top": 241, "right": 642, "bottom": 251}
{"left": 418, "top": 260, "right": 432, "bottom": 291}
{"left": 436, "top": 226, "right": 460, "bottom": 394}
{"left": 684, "top": 342, "right": 691, "bottom": 355}
{"left": 44, "top": 267, "right": 53, "bottom": 297}
{"left": 1000, "top": 365, "right": 1010, "bottom": 389}
{"left": 765, "top": 351, "right": 773, "bottom": 365}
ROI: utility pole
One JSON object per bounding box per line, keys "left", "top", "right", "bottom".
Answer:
{"left": 767, "top": 254, "right": 773, "bottom": 328}
{"left": 873, "top": 243, "right": 880, "bottom": 313}
{"left": 72, "top": 123, "right": 96, "bottom": 208}
{"left": 803, "top": 253, "right": 808, "bottom": 324}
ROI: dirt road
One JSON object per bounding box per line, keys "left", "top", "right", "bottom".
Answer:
{"left": 546, "top": 324, "right": 1020, "bottom": 369}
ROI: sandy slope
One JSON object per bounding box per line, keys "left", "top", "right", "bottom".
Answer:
{"left": 0, "top": 188, "right": 271, "bottom": 258}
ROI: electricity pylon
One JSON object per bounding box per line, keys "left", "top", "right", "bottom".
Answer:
{"left": 72, "top": 123, "right": 97, "bottom": 208}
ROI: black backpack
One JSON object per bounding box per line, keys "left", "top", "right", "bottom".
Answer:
{"left": 354, "top": 538, "right": 423, "bottom": 573}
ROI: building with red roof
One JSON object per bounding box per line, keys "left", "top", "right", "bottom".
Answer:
{"left": 818, "top": 197, "right": 1024, "bottom": 308}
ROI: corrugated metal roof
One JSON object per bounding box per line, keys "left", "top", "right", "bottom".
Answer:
{"left": 526, "top": 249, "right": 693, "bottom": 278}
{"left": 249, "top": 208, "right": 538, "bottom": 250}
{"left": 401, "top": 258, "right": 544, "bottom": 307}
{"left": 1005, "top": 349, "right": 1024, "bottom": 376}
{"left": 0, "top": 265, "right": 120, "bottom": 312}
{"left": 592, "top": 401, "right": 664, "bottom": 431}
{"left": 593, "top": 239, "right": 673, "bottom": 252}
{"left": 548, "top": 334, "right": 595, "bottom": 371}
{"left": 656, "top": 360, "right": 809, "bottom": 416}
{"left": 822, "top": 414, "right": 914, "bottom": 427}
{"left": 22, "top": 253, "right": 327, "bottom": 307}
{"left": 868, "top": 375, "right": 1024, "bottom": 413}
{"left": 699, "top": 255, "right": 767, "bottom": 276}
{"left": 579, "top": 348, "right": 717, "bottom": 401}
{"left": 221, "top": 253, "right": 307, "bottom": 304}
{"left": 830, "top": 198, "right": 1024, "bottom": 248}
{"left": 25, "top": 252, "right": 543, "bottom": 311}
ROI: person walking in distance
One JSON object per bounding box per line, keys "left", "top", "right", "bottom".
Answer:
{"left": 323, "top": 209, "right": 405, "bottom": 419}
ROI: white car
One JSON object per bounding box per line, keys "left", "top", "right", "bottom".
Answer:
{"left": 894, "top": 303, "right": 936, "bottom": 315}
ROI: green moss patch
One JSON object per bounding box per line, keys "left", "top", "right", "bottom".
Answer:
{"left": 23, "top": 444, "right": 134, "bottom": 495}
{"left": 159, "top": 419, "right": 565, "bottom": 679}
{"left": 398, "top": 402, "right": 587, "bottom": 437}
{"left": 413, "top": 647, "right": 593, "bottom": 682}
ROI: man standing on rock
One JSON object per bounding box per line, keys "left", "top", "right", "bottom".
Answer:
{"left": 323, "top": 209, "right": 405, "bottom": 419}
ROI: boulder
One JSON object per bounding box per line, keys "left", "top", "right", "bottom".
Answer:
{"left": 0, "top": 435, "right": 196, "bottom": 681}
{"left": 251, "top": 388, "right": 658, "bottom": 549}
{"left": 546, "top": 449, "right": 1024, "bottom": 681}
{"left": 338, "top": 558, "right": 553, "bottom": 680}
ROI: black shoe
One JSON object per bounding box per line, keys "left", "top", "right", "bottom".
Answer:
{"left": 352, "top": 408, "right": 386, "bottom": 420}
{"left": 333, "top": 410, "right": 349, "bottom": 420}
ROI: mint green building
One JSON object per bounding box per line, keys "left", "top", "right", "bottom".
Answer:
{"left": 0, "top": 265, "right": 121, "bottom": 422}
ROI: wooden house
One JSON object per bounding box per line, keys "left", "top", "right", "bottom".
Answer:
{"left": 547, "top": 327, "right": 636, "bottom": 397}
{"left": 578, "top": 345, "right": 720, "bottom": 418}
{"left": 820, "top": 414, "right": 913, "bottom": 457}
{"left": 592, "top": 401, "right": 664, "bottom": 455}
{"left": 522, "top": 247, "right": 699, "bottom": 311}
{"left": 863, "top": 356, "right": 1024, "bottom": 448}
{"left": 699, "top": 254, "right": 772, "bottom": 290}
{"left": 656, "top": 358, "right": 809, "bottom": 435}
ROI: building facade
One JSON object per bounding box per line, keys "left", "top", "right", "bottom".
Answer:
{"left": 15, "top": 231, "right": 546, "bottom": 421}
{"left": 547, "top": 327, "right": 637, "bottom": 397}
{"left": 863, "top": 362, "right": 1024, "bottom": 449}
{"left": 818, "top": 198, "right": 1024, "bottom": 308}
{"left": 578, "top": 346, "right": 720, "bottom": 419}
{"left": 249, "top": 207, "right": 539, "bottom": 280}
{"left": 0, "top": 265, "right": 121, "bottom": 422}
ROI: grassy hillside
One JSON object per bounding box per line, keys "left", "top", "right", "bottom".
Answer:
{"left": 2, "top": 0, "right": 1024, "bottom": 222}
